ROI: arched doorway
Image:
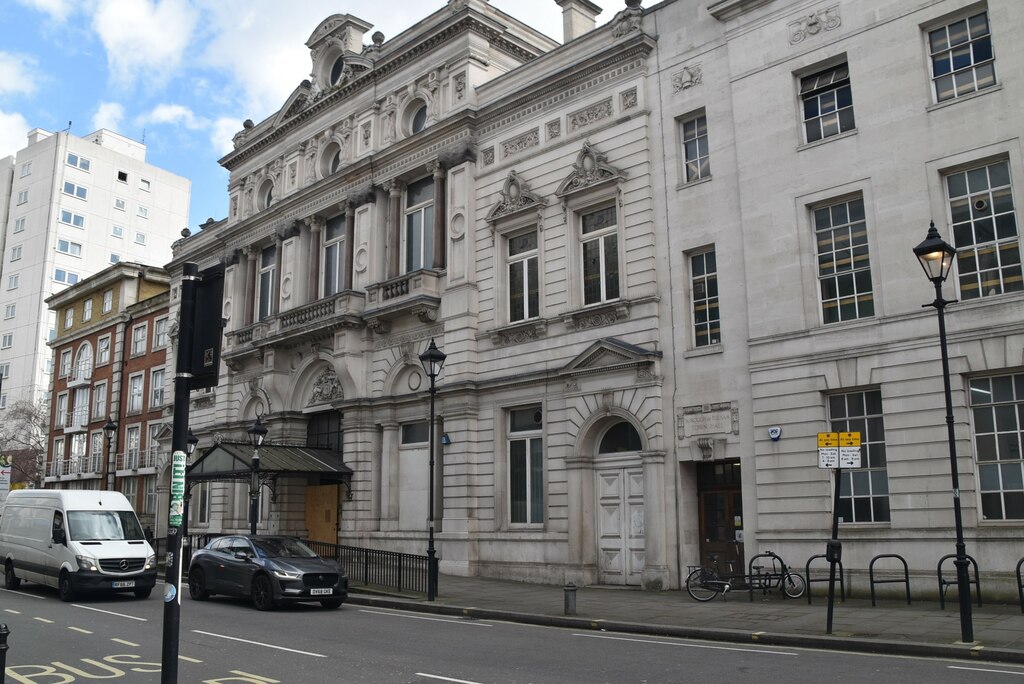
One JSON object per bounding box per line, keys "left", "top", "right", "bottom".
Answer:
{"left": 595, "top": 421, "right": 644, "bottom": 585}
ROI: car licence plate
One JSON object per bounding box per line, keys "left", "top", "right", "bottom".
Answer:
{"left": 112, "top": 580, "right": 135, "bottom": 589}
{"left": 310, "top": 588, "right": 331, "bottom": 596}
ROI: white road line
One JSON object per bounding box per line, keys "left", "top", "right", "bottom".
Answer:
{"left": 572, "top": 632, "right": 799, "bottom": 657}
{"left": 359, "top": 609, "right": 493, "bottom": 626}
{"left": 949, "top": 665, "right": 1024, "bottom": 676}
{"left": 416, "top": 674, "right": 484, "bottom": 684}
{"left": 4, "top": 609, "right": 21, "bottom": 614}
{"left": 178, "top": 655, "right": 203, "bottom": 663}
{"left": 191, "top": 630, "right": 328, "bottom": 658}
{"left": 73, "top": 604, "right": 147, "bottom": 622}
{"left": 229, "top": 672, "right": 280, "bottom": 683}
{"left": 69, "top": 627, "right": 93, "bottom": 634}
{"left": 33, "top": 617, "right": 54, "bottom": 624}
{"left": 112, "top": 638, "right": 139, "bottom": 647}
{"left": 0, "top": 587, "right": 46, "bottom": 599}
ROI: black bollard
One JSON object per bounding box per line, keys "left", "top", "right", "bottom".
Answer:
{"left": 564, "top": 583, "right": 577, "bottom": 616}
{"left": 1, "top": 622, "right": 10, "bottom": 684}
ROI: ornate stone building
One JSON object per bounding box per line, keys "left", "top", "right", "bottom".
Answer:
{"left": 168, "top": 0, "right": 1024, "bottom": 594}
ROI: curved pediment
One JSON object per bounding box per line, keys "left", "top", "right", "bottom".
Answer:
{"left": 555, "top": 141, "right": 626, "bottom": 199}
{"left": 485, "top": 170, "right": 545, "bottom": 224}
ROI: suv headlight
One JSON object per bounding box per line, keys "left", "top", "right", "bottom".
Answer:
{"left": 76, "top": 555, "right": 98, "bottom": 572}
{"left": 273, "top": 569, "right": 300, "bottom": 580}
{"left": 145, "top": 555, "right": 155, "bottom": 570}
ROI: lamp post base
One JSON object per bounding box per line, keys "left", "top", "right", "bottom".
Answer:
{"left": 427, "top": 548, "right": 438, "bottom": 601}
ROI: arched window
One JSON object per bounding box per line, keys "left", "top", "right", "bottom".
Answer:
{"left": 258, "top": 180, "right": 274, "bottom": 210}
{"left": 320, "top": 142, "right": 342, "bottom": 178}
{"left": 74, "top": 342, "right": 93, "bottom": 382}
{"left": 598, "top": 421, "right": 642, "bottom": 453}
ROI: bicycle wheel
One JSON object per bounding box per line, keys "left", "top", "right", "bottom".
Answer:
{"left": 782, "top": 572, "right": 806, "bottom": 599}
{"left": 686, "top": 568, "right": 719, "bottom": 601}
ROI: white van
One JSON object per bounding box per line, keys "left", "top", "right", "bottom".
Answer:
{"left": 0, "top": 489, "right": 156, "bottom": 601}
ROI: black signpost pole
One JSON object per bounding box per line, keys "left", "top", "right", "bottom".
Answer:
{"left": 160, "top": 262, "right": 199, "bottom": 683}
{"left": 826, "top": 463, "right": 841, "bottom": 635}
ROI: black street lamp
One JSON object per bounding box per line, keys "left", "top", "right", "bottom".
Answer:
{"left": 103, "top": 417, "right": 118, "bottom": 491}
{"left": 186, "top": 429, "right": 199, "bottom": 459}
{"left": 914, "top": 221, "right": 973, "bottom": 643}
{"left": 419, "top": 338, "right": 446, "bottom": 601}
{"left": 247, "top": 415, "right": 268, "bottom": 535}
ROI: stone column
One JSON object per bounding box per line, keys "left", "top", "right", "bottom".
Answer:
{"left": 243, "top": 246, "right": 257, "bottom": 327}
{"left": 343, "top": 201, "right": 355, "bottom": 291}
{"left": 385, "top": 180, "right": 402, "bottom": 279}
{"left": 379, "top": 421, "right": 400, "bottom": 531}
{"left": 305, "top": 216, "right": 323, "bottom": 302}
{"left": 640, "top": 450, "right": 670, "bottom": 590}
{"left": 273, "top": 234, "right": 284, "bottom": 315}
{"left": 429, "top": 160, "right": 446, "bottom": 269}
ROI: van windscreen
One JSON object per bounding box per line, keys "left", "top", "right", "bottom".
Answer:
{"left": 67, "top": 510, "right": 145, "bottom": 541}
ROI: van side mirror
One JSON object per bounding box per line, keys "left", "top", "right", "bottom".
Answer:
{"left": 53, "top": 529, "right": 67, "bottom": 545}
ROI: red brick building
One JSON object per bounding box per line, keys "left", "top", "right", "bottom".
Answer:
{"left": 45, "top": 263, "right": 170, "bottom": 529}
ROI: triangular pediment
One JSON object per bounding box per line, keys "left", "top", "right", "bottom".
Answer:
{"left": 555, "top": 141, "right": 626, "bottom": 198}
{"left": 274, "top": 84, "right": 312, "bottom": 127}
{"left": 560, "top": 337, "right": 660, "bottom": 375}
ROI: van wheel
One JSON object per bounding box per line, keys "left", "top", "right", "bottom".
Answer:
{"left": 134, "top": 587, "right": 153, "bottom": 599}
{"left": 58, "top": 571, "right": 75, "bottom": 602}
{"left": 4, "top": 561, "right": 21, "bottom": 590}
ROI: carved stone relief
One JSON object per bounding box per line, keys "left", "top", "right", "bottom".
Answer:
{"left": 672, "top": 64, "right": 703, "bottom": 92}
{"left": 486, "top": 170, "right": 545, "bottom": 223}
{"left": 546, "top": 120, "right": 561, "bottom": 139}
{"left": 453, "top": 72, "right": 466, "bottom": 101}
{"left": 569, "top": 99, "right": 613, "bottom": 133}
{"left": 621, "top": 87, "right": 638, "bottom": 110}
{"left": 308, "top": 367, "right": 344, "bottom": 406}
{"left": 789, "top": 5, "right": 841, "bottom": 44}
{"left": 501, "top": 129, "right": 540, "bottom": 157}
{"left": 482, "top": 147, "right": 495, "bottom": 166}
{"left": 555, "top": 141, "right": 625, "bottom": 198}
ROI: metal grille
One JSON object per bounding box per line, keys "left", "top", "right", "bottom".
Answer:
{"left": 99, "top": 558, "right": 146, "bottom": 573}
{"left": 302, "top": 573, "right": 339, "bottom": 588}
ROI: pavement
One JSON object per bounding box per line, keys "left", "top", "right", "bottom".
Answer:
{"left": 347, "top": 574, "right": 1024, "bottom": 665}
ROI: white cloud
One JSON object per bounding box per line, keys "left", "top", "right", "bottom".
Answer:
{"left": 14, "top": 0, "right": 74, "bottom": 22}
{"left": 0, "top": 109, "right": 31, "bottom": 157}
{"left": 211, "top": 116, "right": 240, "bottom": 156}
{"left": 0, "top": 52, "right": 39, "bottom": 97}
{"left": 91, "top": 101, "right": 125, "bottom": 132}
{"left": 139, "top": 103, "right": 204, "bottom": 130}
{"left": 91, "top": 0, "right": 198, "bottom": 87}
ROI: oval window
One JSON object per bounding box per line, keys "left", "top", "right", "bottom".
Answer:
{"left": 330, "top": 56, "right": 346, "bottom": 86}
{"left": 411, "top": 104, "right": 428, "bottom": 134}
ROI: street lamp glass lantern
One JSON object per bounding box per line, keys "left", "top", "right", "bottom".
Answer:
{"left": 187, "top": 429, "right": 199, "bottom": 456}
{"left": 914, "top": 221, "right": 956, "bottom": 284}
{"left": 419, "top": 339, "right": 447, "bottom": 380}
{"left": 103, "top": 417, "right": 117, "bottom": 441}
{"left": 247, "top": 415, "right": 268, "bottom": 447}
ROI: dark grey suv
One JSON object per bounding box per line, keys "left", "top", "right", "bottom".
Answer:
{"left": 187, "top": 535, "right": 347, "bottom": 610}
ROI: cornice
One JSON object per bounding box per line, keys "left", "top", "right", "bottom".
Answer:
{"left": 220, "top": 15, "right": 542, "bottom": 171}
{"left": 707, "top": 0, "right": 776, "bottom": 21}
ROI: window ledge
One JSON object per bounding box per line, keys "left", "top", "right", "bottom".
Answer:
{"left": 675, "top": 175, "right": 713, "bottom": 191}
{"left": 684, "top": 343, "right": 724, "bottom": 358}
{"left": 797, "top": 128, "right": 857, "bottom": 152}
{"left": 489, "top": 319, "right": 548, "bottom": 347}
{"left": 563, "top": 300, "right": 631, "bottom": 331}
{"left": 926, "top": 84, "right": 1001, "bottom": 113}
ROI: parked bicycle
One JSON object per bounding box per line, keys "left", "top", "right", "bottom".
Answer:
{"left": 685, "top": 553, "right": 740, "bottom": 601}
{"left": 686, "top": 549, "right": 806, "bottom": 601}
{"left": 748, "top": 550, "right": 806, "bottom": 599}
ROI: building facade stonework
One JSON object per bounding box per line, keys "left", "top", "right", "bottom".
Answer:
{"left": 165, "top": 0, "right": 1024, "bottom": 596}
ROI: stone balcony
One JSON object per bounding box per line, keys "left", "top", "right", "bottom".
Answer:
{"left": 223, "top": 291, "right": 366, "bottom": 366}
{"left": 363, "top": 269, "right": 443, "bottom": 333}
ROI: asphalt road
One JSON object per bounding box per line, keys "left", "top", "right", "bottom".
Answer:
{"left": 3, "top": 580, "right": 1024, "bottom": 683}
